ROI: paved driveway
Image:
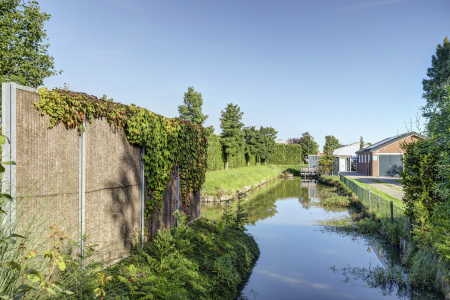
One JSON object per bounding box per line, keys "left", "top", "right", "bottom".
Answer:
{"left": 339, "top": 172, "right": 404, "bottom": 200}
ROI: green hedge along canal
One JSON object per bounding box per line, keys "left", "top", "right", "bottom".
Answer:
{"left": 202, "top": 178, "right": 443, "bottom": 300}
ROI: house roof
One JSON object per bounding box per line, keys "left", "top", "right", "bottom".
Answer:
{"left": 356, "top": 132, "right": 419, "bottom": 153}
{"left": 333, "top": 142, "right": 359, "bottom": 156}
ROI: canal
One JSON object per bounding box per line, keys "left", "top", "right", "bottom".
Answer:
{"left": 202, "top": 178, "right": 444, "bottom": 300}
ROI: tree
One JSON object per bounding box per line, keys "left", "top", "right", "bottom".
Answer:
{"left": 220, "top": 103, "right": 245, "bottom": 169}
{"left": 258, "top": 126, "right": 278, "bottom": 164}
{"left": 244, "top": 126, "right": 260, "bottom": 165}
{"left": 421, "top": 36, "right": 450, "bottom": 135}
{"left": 178, "top": 86, "right": 214, "bottom": 135}
{"left": 319, "top": 135, "right": 341, "bottom": 173}
{"left": 360, "top": 136, "right": 372, "bottom": 149}
{"left": 0, "top": 0, "right": 62, "bottom": 93}
{"left": 244, "top": 126, "right": 278, "bottom": 165}
{"left": 288, "top": 132, "right": 319, "bottom": 163}
{"left": 323, "top": 135, "right": 341, "bottom": 156}
{"left": 298, "top": 132, "right": 319, "bottom": 157}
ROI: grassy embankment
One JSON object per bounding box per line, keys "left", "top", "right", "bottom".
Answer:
{"left": 202, "top": 164, "right": 307, "bottom": 199}
{"left": 322, "top": 175, "right": 404, "bottom": 208}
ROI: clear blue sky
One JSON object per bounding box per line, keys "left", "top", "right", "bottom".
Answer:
{"left": 38, "top": 0, "right": 449, "bottom": 150}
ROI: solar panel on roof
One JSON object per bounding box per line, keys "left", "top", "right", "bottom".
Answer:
{"left": 361, "top": 133, "right": 410, "bottom": 151}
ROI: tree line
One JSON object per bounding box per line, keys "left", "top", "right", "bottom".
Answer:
{"left": 178, "top": 87, "right": 296, "bottom": 170}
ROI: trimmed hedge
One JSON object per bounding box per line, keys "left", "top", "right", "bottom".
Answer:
{"left": 267, "top": 144, "right": 303, "bottom": 165}
{"left": 206, "top": 135, "right": 256, "bottom": 171}
{"left": 206, "top": 136, "right": 302, "bottom": 171}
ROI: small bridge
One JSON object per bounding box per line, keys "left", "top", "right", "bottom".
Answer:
{"left": 300, "top": 167, "right": 318, "bottom": 179}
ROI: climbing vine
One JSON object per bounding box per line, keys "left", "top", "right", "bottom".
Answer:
{"left": 35, "top": 87, "right": 207, "bottom": 221}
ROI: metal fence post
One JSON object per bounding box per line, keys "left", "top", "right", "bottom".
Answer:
{"left": 378, "top": 195, "right": 380, "bottom": 213}
{"left": 140, "top": 144, "right": 145, "bottom": 246}
{"left": 368, "top": 187, "right": 371, "bottom": 211}
{"left": 390, "top": 201, "right": 394, "bottom": 223}
{"left": 78, "top": 121, "right": 86, "bottom": 268}
{"left": 1, "top": 82, "right": 17, "bottom": 234}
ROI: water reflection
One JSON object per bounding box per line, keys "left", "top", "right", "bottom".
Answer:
{"left": 202, "top": 178, "right": 444, "bottom": 300}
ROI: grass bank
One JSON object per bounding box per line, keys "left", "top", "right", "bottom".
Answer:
{"left": 202, "top": 164, "right": 306, "bottom": 199}
{"left": 322, "top": 175, "right": 404, "bottom": 208}
{"left": 316, "top": 179, "right": 449, "bottom": 297}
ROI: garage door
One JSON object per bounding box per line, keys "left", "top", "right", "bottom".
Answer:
{"left": 379, "top": 155, "right": 403, "bottom": 176}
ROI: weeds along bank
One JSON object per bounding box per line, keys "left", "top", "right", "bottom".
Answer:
{"left": 1, "top": 203, "right": 259, "bottom": 299}
{"left": 318, "top": 176, "right": 450, "bottom": 297}
{"left": 201, "top": 164, "right": 306, "bottom": 201}
{"left": 0, "top": 84, "right": 213, "bottom": 298}
{"left": 206, "top": 134, "right": 303, "bottom": 171}
{"left": 2, "top": 84, "right": 208, "bottom": 261}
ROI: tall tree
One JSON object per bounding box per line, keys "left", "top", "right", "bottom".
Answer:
{"left": 323, "top": 135, "right": 341, "bottom": 155}
{"left": 298, "top": 132, "right": 319, "bottom": 157}
{"left": 220, "top": 103, "right": 245, "bottom": 169}
{"left": 178, "top": 86, "right": 214, "bottom": 135}
{"left": 360, "top": 136, "right": 372, "bottom": 149}
{"left": 244, "top": 126, "right": 278, "bottom": 165}
{"left": 258, "top": 126, "right": 278, "bottom": 164}
{"left": 319, "top": 135, "right": 341, "bottom": 172}
{"left": 0, "top": 0, "right": 62, "bottom": 93}
{"left": 244, "top": 126, "right": 260, "bottom": 165}
{"left": 421, "top": 36, "right": 450, "bottom": 135}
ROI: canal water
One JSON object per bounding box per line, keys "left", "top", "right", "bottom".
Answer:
{"left": 202, "top": 178, "right": 444, "bottom": 300}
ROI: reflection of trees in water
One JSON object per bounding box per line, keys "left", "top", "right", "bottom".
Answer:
{"left": 202, "top": 179, "right": 346, "bottom": 224}
{"left": 243, "top": 179, "right": 311, "bottom": 224}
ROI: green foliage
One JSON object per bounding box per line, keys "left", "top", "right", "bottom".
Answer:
{"left": 233, "top": 191, "right": 248, "bottom": 230}
{"left": 422, "top": 79, "right": 450, "bottom": 136}
{"left": 323, "top": 135, "right": 341, "bottom": 155}
{"left": 422, "top": 36, "right": 450, "bottom": 135}
{"left": 0, "top": 0, "right": 62, "bottom": 98}
{"left": 321, "top": 196, "right": 351, "bottom": 207}
{"left": 34, "top": 87, "right": 207, "bottom": 222}
{"left": 178, "top": 86, "right": 214, "bottom": 136}
{"left": 319, "top": 135, "right": 341, "bottom": 172}
{"left": 244, "top": 126, "right": 278, "bottom": 164}
{"left": 2, "top": 225, "right": 75, "bottom": 299}
{"left": 100, "top": 215, "right": 259, "bottom": 299}
{"left": 266, "top": 144, "right": 302, "bottom": 165}
{"left": 298, "top": 132, "right": 319, "bottom": 157}
{"left": 318, "top": 155, "right": 335, "bottom": 172}
{"left": 220, "top": 103, "right": 245, "bottom": 168}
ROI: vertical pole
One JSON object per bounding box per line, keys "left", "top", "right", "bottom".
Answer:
{"left": 79, "top": 121, "right": 86, "bottom": 268}
{"left": 2, "top": 82, "right": 16, "bottom": 233}
{"left": 378, "top": 195, "right": 381, "bottom": 213}
{"left": 368, "top": 187, "right": 371, "bottom": 211}
{"left": 390, "top": 201, "right": 394, "bottom": 223}
{"left": 175, "top": 165, "right": 179, "bottom": 228}
{"left": 140, "top": 144, "right": 145, "bottom": 247}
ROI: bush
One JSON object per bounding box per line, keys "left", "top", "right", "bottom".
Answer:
{"left": 321, "top": 196, "right": 351, "bottom": 207}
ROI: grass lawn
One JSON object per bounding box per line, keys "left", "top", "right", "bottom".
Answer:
{"left": 202, "top": 164, "right": 306, "bottom": 197}
{"left": 323, "top": 175, "right": 405, "bottom": 209}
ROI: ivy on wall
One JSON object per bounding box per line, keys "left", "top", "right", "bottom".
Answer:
{"left": 35, "top": 87, "right": 207, "bottom": 220}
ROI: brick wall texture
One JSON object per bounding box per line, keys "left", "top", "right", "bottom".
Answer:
{"left": 356, "top": 136, "right": 418, "bottom": 176}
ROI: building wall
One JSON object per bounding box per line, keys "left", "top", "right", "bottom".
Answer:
{"left": 357, "top": 136, "right": 418, "bottom": 177}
